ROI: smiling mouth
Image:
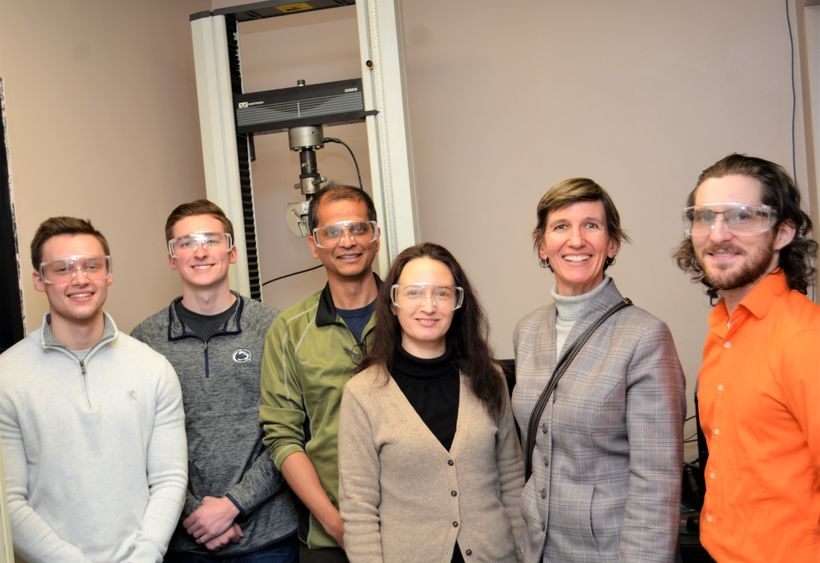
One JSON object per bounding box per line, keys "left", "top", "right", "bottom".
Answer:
{"left": 562, "top": 255, "right": 590, "bottom": 262}
{"left": 705, "top": 246, "right": 741, "bottom": 261}
{"left": 336, "top": 252, "right": 362, "bottom": 261}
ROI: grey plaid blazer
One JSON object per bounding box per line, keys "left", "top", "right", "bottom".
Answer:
{"left": 512, "top": 279, "right": 685, "bottom": 563}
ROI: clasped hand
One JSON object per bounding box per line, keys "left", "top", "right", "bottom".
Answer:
{"left": 183, "top": 496, "right": 243, "bottom": 550}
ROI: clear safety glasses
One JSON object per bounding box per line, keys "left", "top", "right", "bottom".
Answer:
{"left": 168, "top": 232, "right": 233, "bottom": 258}
{"left": 683, "top": 203, "right": 777, "bottom": 238}
{"left": 390, "top": 283, "right": 465, "bottom": 311}
{"left": 39, "top": 254, "right": 112, "bottom": 284}
{"left": 312, "top": 220, "right": 378, "bottom": 249}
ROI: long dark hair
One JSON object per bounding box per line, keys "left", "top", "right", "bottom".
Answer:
{"left": 359, "top": 242, "right": 505, "bottom": 416}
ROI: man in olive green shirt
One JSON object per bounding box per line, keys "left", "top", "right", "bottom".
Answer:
{"left": 260, "top": 184, "right": 381, "bottom": 563}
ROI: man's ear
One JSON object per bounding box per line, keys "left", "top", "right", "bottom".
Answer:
{"left": 773, "top": 220, "right": 796, "bottom": 251}
{"left": 307, "top": 236, "right": 320, "bottom": 259}
{"left": 32, "top": 271, "right": 46, "bottom": 293}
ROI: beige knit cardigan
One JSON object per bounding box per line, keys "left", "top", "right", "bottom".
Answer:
{"left": 339, "top": 364, "right": 525, "bottom": 562}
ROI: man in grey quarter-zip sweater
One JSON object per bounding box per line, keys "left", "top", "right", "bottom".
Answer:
{"left": 132, "top": 200, "right": 297, "bottom": 562}
{"left": 0, "top": 216, "right": 188, "bottom": 562}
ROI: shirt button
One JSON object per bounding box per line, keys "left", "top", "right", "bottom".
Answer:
{"left": 709, "top": 472, "right": 716, "bottom": 480}
{"left": 723, "top": 341, "right": 732, "bottom": 349}
{"left": 465, "top": 550, "right": 472, "bottom": 556}
{"left": 717, "top": 383, "right": 724, "bottom": 392}
{"left": 448, "top": 460, "right": 454, "bottom": 466}
{"left": 541, "top": 422, "right": 548, "bottom": 434}
{"left": 451, "top": 490, "right": 458, "bottom": 497}
{"left": 540, "top": 488, "right": 547, "bottom": 499}
{"left": 544, "top": 456, "right": 549, "bottom": 467}
{"left": 452, "top": 521, "right": 459, "bottom": 528}
{"left": 705, "top": 514, "right": 714, "bottom": 523}
{"left": 541, "top": 523, "right": 546, "bottom": 531}
{"left": 713, "top": 428, "right": 720, "bottom": 436}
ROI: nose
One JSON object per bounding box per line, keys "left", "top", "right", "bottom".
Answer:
{"left": 568, "top": 226, "right": 584, "bottom": 247}
{"left": 338, "top": 228, "right": 356, "bottom": 248}
{"left": 419, "top": 292, "right": 437, "bottom": 313}
{"left": 708, "top": 215, "right": 732, "bottom": 243}
{"left": 192, "top": 241, "right": 208, "bottom": 257}
{"left": 70, "top": 265, "right": 91, "bottom": 284}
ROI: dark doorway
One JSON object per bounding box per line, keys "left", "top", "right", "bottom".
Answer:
{"left": 0, "top": 80, "right": 25, "bottom": 353}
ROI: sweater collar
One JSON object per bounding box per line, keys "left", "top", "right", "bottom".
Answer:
{"left": 316, "top": 273, "right": 382, "bottom": 327}
{"left": 390, "top": 345, "right": 457, "bottom": 380}
{"left": 552, "top": 276, "right": 611, "bottom": 322}
{"left": 41, "top": 311, "right": 118, "bottom": 352}
{"left": 166, "top": 290, "right": 245, "bottom": 340}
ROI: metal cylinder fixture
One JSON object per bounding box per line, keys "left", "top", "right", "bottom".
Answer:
{"left": 288, "top": 125, "right": 324, "bottom": 151}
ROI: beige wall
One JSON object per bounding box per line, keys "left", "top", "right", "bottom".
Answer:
{"left": 203, "top": 0, "right": 817, "bottom": 461}
{"left": 1, "top": 1, "right": 816, "bottom": 467}
{"left": 0, "top": 0, "right": 209, "bottom": 333}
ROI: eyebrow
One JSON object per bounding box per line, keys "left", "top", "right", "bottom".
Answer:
{"left": 548, "top": 216, "right": 604, "bottom": 225}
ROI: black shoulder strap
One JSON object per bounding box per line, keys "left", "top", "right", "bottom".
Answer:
{"left": 524, "top": 298, "right": 632, "bottom": 478}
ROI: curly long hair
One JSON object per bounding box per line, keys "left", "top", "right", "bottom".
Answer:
{"left": 674, "top": 153, "right": 817, "bottom": 301}
{"left": 358, "top": 242, "right": 505, "bottom": 416}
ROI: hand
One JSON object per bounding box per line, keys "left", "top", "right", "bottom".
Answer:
{"left": 320, "top": 510, "right": 345, "bottom": 549}
{"left": 183, "top": 496, "right": 240, "bottom": 544}
{"left": 204, "top": 523, "right": 244, "bottom": 551}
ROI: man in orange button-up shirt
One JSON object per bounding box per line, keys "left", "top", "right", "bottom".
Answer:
{"left": 675, "top": 153, "right": 819, "bottom": 563}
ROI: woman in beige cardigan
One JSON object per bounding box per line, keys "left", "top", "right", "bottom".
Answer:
{"left": 338, "top": 243, "right": 524, "bottom": 562}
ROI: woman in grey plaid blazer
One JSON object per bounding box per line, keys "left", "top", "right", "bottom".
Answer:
{"left": 512, "top": 178, "right": 686, "bottom": 563}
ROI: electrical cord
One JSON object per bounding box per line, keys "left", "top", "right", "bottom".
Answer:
{"left": 785, "top": 0, "right": 797, "bottom": 178}
{"left": 261, "top": 135, "right": 364, "bottom": 287}
{"left": 262, "top": 264, "right": 323, "bottom": 287}
{"left": 784, "top": 0, "right": 816, "bottom": 302}
{"left": 323, "top": 137, "right": 364, "bottom": 191}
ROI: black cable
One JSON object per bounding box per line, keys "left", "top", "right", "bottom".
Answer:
{"left": 262, "top": 264, "right": 323, "bottom": 287}
{"left": 323, "top": 137, "right": 364, "bottom": 190}
{"left": 785, "top": 0, "right": 797, "bottom": 177}
{"left": 261, "top": 136, "right": 361, "bottom": 288}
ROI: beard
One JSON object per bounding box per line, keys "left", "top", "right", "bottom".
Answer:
{"left": 695, "top": 237, "right": 777, "bottom": 292}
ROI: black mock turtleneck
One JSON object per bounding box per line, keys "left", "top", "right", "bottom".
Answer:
{"left": 389, "top": 345, "right": 460, "bottom": 451}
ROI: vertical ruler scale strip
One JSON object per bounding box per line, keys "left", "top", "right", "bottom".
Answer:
{"left": 224, "top": 16, "right": 262, "bottom": 299}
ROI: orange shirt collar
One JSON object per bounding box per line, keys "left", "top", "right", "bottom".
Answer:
{"left": 708, "top": 270, "right": 788, "bottom": 330}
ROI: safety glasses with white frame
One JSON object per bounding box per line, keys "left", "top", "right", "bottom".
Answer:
{"left": 168, "top": 232, "right": 233, "bottom": 258}
{"left": 683, "top": 203, "right": 777, "bottom": 238}
{"left": 312, "top": 220, "right": 378, "bottom": 249}
{"left": 391, "top": 283, "right": 465, "bottom": 311}
{"left": 39, "top": 254, "right": 112, "bottom": 284}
